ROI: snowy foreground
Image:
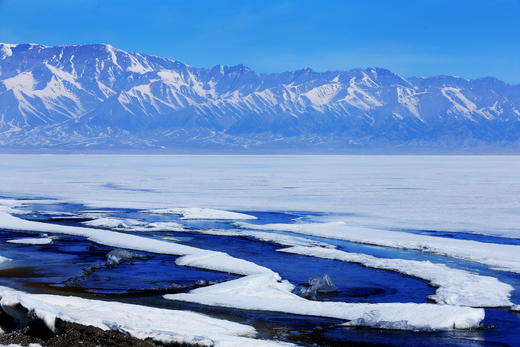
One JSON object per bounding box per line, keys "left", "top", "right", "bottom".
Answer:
{"left": 0, "top": 210, "right": 486, "bottom": 332}
{"left": 0, "top": 286, "right": 283, "bottom": 347}
{"left": 0, "top": 155, "right": 519, "bottom": 345}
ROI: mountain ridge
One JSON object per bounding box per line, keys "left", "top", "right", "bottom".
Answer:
{"left": 1, "top": 43, "right": 519, "bottom": 153}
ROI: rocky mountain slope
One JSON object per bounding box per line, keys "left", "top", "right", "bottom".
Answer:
{"left": 1, "top": 43, "right": 519, "bottom": 152}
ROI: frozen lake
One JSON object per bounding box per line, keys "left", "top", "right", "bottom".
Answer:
{"left": 1, "top": 155, "right": 520, "bottom": 237}
{"left": 0, "top": 155, "right": 519, "bottom": 346}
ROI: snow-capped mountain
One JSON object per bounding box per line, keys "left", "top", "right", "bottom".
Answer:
{"left": 1, "top": 43, "right": 519, "bottom": 152}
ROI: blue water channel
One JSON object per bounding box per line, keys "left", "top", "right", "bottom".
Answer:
{"left": 0, "top": 200, "right": 518, "bottom": 346}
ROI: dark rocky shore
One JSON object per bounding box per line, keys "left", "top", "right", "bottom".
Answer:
{"left": 0, "top": 318, "right": 191, "bottom": 347}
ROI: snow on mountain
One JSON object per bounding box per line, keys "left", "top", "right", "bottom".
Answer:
{"left": 0, "top": 43, "right": 519, "bottom": 152}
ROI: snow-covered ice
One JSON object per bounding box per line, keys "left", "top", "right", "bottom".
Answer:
{"left": 83, "top": 217, "right": 185, "bottom": 232}
{"left": 238, "top": 221, "right": 520, "bottom": 274}
{"left": 83, "top": 217, "right": 142, "bottom": 229}
{"left": 279, "top": 246, "right": 513, "bottom": 307}
{"left": 6, "top": 237, "right": 53, "bottom": 245}
{"left": 0, "top": 286, "right": 286, "bottom": 346}
{"left": 0, "top": 155, "right": 519, "bottom": 238}
{"left": 165, "top": 272, "right": 484, "bottom": 330}
{"left": 145, "top": 207, "right": 257, "bottom": 220}
{"left": 184, "top": 228, "right": 332, "bottom": 248}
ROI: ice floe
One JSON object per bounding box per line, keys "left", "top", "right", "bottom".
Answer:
{"left": 165, "top": 272, "right": 484, "bottom": 331}
{"left": 279, "top": 246, "right": 513, "bottom": 307}
{"left": 237, "top": 222, "right": 520, "bottom": 274}
{"left": 0, "top": 286, "right": 286, "bottom": 346}
{"left": 185, "top": 228, "right": 332, "bottom": 248}
{"left": 6, "top": 237, "right": 53, "bottom": 245}
{"left": 145, "top": 207, "right": 257, "bottom": 220}
{"left": 83, "top": 217, "right": 185, "bottom": 232}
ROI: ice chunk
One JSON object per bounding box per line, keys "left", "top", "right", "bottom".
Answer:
{"left": 83, "top": 217, "right": 142, "bottom": 229}
{"left": 83, "top": 218, "right": 185, "bottom": 232}
{"left": 6, "top": 237, "right": 53, "bottom": 245}
{"left": 145, "top": 207, "right": 257, "bottom": 220}
{"left": 106, "top": 249, "right": 148, "bottom": 266}
{"left": 175, "top": 251, "right": 270, "bottom": 276}
{"left": 300, "top": 274, "right": 338, "bottom": 299}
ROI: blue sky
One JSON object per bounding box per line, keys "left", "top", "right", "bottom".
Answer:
{"left": 0, "top": 0, "right": 519, "bottom": 83}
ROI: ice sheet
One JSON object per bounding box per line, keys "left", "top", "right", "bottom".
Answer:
{"left": 0, "top": 155, "right": 519, "bottom": 238}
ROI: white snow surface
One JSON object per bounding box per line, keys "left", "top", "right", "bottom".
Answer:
{"left": 0, "top": 212, "right": 270, "bottom": 276}
{"left": 279, "top": 246, "right": 513, "bottom": 307}
{"left": 0, "top": 155, "right": 519, "bottom": 238}
{"left": 166, "top": 272, "right": 484, "bottom": 331}
{"left": 146, "top": 207, "right": 257, "bottom": 220}
{"left": 237, "top": 221, "right": 520, "bottom": 274}
{"left": 6, "top": 237, "right": 53, "bottom": 245}
{"left": 0, "top": 286, "right": 286, "bottom": 346}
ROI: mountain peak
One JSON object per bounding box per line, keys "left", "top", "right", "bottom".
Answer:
{"left": 0, "top": 43, "right": 519, "bottom": 152}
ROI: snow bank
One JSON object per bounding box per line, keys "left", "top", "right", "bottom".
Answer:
{"left": 83, "top": 217, "right": 185, "bottom": 232}
{"left": 0, "top": 286, "right": 286, "bottom": 346}
{"left": 0, "top": 212, "right": 270, "bottom": 276}
{"left": 165, "top": 273, "right": 484, "bottom": 331}
{"left": 6, "top": 237, "right": 53, "bottom": 245}
{"left": 237, "top": 222, "right": 520, "bottom": 274}
{"left": 146, "top": 207, "right": 257, "bottom": 220}
{"left": 279, "top": 246, "right": 513, "bottom": 307}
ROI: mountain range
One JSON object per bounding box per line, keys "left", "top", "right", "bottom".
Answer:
{"left": 1, "top": 43, "right": 519, "bottom": 153}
